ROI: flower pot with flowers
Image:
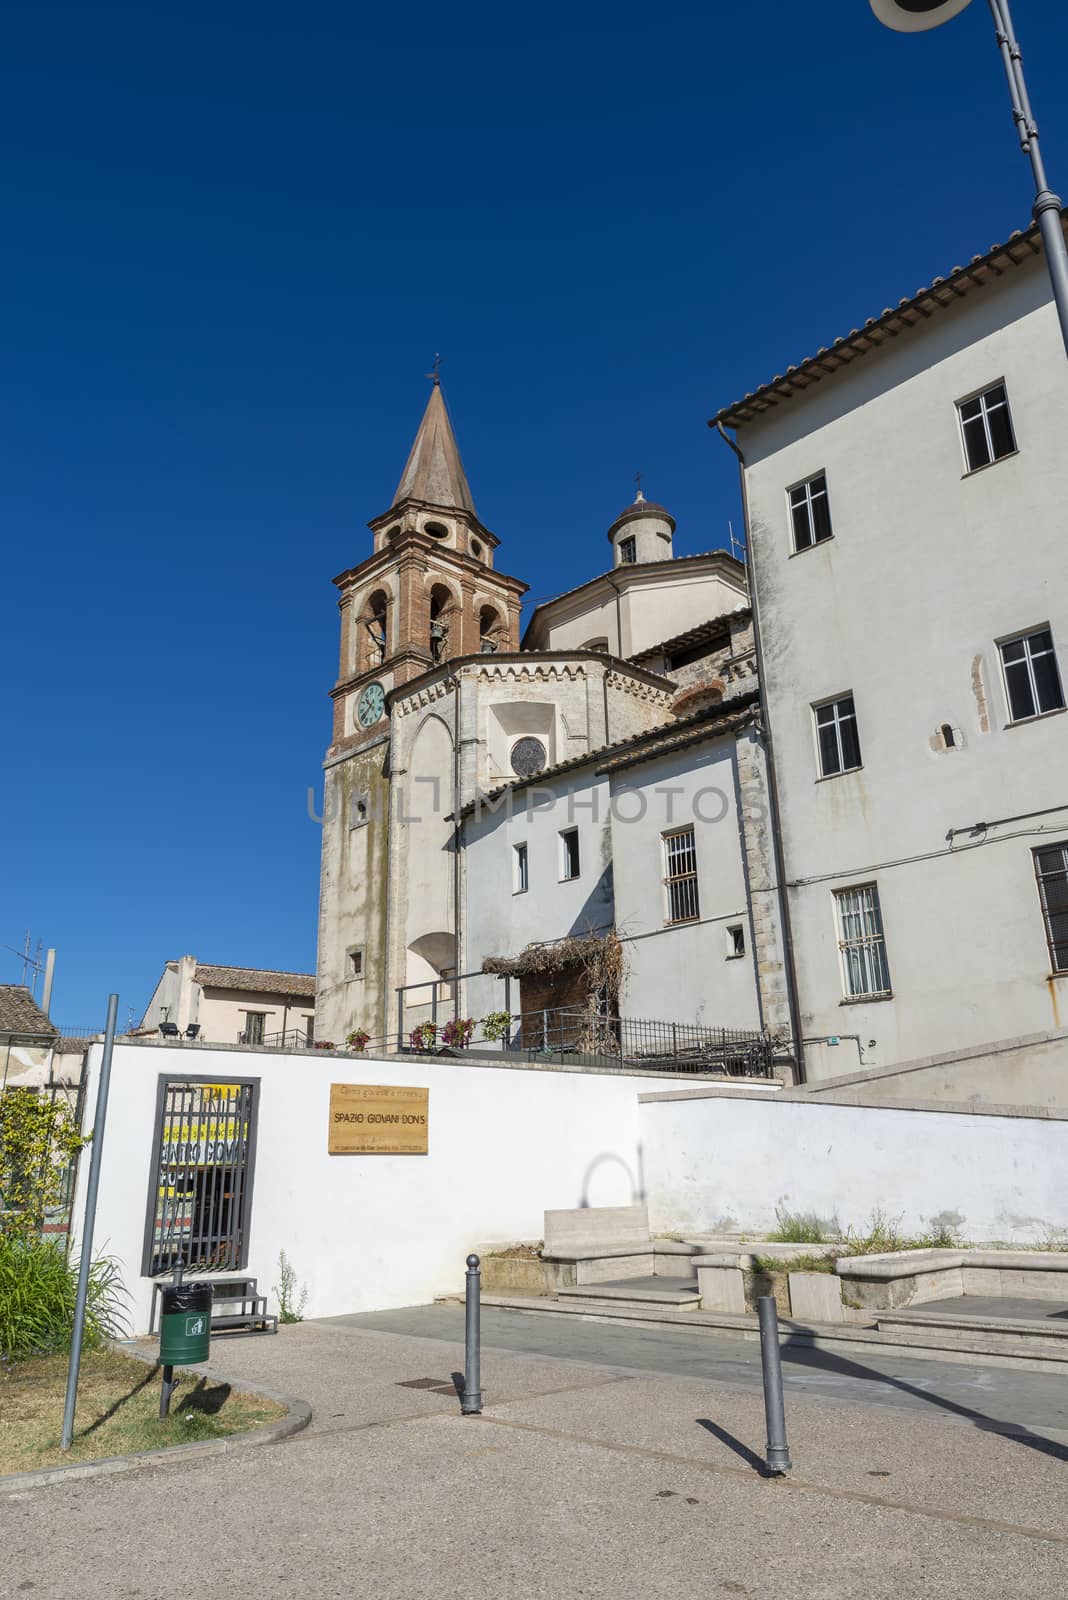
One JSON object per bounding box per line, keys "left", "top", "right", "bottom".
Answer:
{"left": 346, "top": 1028, "right": 370, "bottom": 1053}
{"left": 441, "top": 1016, "right": 475, "bottom": 1050}
{"left": 409, "top": 1021, "right": 438, "bottom": 1054}
{"left": 480, "top": 1011, "right": 513, "bottom": 1050}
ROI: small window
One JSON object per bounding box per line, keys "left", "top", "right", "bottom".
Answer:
{"left": 835, "top": 884, "right": 892, "bottom": 999}
{"left": 789, "top": 473, "right": 832, "bottom": 552}
{"left": 815, "top": 694, "right": 862, "bottom": 777}
{"left": 618, "top": 535, "right": 637, "bottom": 565}
{"left": 1000, "top": 627, "right": 1065, "bottom": 723}
{"left": 513, "top": 842, "right": 529, "bottom": 895}
{"left": 663, "top": 826, "right": 699, "bottom": 924}
{"left": 1034, "top": 844, "right": 1068, "bottom": 974}
{"left": 348, "top": 949, "right": 364, "bottom": 979}
{"left": 243, "top": 1012, "right": 266, "bottom": 1046}
{"left": 351, "top": 794, "right": 369, "bottom": 828}
{"left": 560, "top": 828, "right": 580, "bottom": 881}
{"left": 727, "top": 925, "right": 745, "bottom": 959}
{"left": 958, "top": 382, "right": 1016, "bottom": 472}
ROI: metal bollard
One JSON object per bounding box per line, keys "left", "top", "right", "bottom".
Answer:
{"left": 757, "top": 1295, "right": 792, "bottom": 1474}
{"left": 462, "top": 1253, "right": 483, "bottom": 1415}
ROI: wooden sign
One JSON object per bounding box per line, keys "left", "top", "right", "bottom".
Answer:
{"left": 328, "top": 1083, "right": 429, "bottom": 1155}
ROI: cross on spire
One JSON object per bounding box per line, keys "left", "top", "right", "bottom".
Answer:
{"left": 426, "top": 352, "right": 442, "bottom": 386}
{"left": 634, "top": 470, "right": 645, "bottom": 503}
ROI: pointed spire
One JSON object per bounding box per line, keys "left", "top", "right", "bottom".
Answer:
{"left": 391, "top": 379, "right": 477, "bottom": 515}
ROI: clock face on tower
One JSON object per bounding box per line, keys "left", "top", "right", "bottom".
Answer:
{"left": 356, "top": 682, "right": 385, "bottom": 728}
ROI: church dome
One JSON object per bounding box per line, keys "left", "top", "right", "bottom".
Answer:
{"left": 607, "top": 495, "right": 676, "bottom": 543}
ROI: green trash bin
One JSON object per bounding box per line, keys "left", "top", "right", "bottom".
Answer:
{"left": 159, "top": 1282, "right": 212, "bottom": 1365}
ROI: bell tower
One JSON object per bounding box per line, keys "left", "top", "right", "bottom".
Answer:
{"left": 327, "top": 377, "right": 526, "bottom": 756}
{"left": 316, "top": 379, "right": 527, "bottom": 1047}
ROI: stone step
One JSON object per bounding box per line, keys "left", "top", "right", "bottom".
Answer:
{"left": 878, "top": 1309, "right": 1068, "bottom": 1342}
{"left": 557, "top": 1278, "right": 702, "bottom": 1309}
{"left": 469, "top": 1293, "right": 1068, "bottom": 1374}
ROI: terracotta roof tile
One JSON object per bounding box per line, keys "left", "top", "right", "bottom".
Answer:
{"left": 0, "top": 986, "right": 58, "bottom": 1038}
{"left": 194, "top": 965, "right": 316, "bottom": 999}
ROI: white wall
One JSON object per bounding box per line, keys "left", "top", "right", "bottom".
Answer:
{"left": 610, "top": 740, "right": 762, "bottom": 1029}
{"left": 463, "top": 769, "right": 614, "bottom": 977}
{"left": 74, "top": 1041, "right": 698, "bottom": 1334}
{"left": 528, "top": 560, "right": 747, "bottom": 658}
{"left": 641, "top": 1086, "right": 1068, "bottom": 1243}
{"left": 739, "top": 258, "right": 1068, "bottom": 1075}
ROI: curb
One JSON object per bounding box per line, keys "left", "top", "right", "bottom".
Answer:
{"left": 0, "top": 1347, "right": 312, "bottom": 1495}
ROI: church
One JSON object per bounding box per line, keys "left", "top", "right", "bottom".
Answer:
{"left": 315, "top": 379, "right": 788, "bottom": 1056}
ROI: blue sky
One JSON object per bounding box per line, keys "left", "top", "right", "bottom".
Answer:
{"left": 4, "top": 1, "right": 1067, "bottom": 1026}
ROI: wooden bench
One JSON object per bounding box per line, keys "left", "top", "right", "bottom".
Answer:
{"left": 148, "top": 1275, "right": 278, "bottom": 1336}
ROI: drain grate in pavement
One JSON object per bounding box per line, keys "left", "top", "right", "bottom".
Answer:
{"left": 396, "top": 1377, "right": 458, "bottom": 1394}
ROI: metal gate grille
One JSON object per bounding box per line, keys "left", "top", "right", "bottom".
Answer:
{"left": 142, "top": 1077, "right": 258, "bottom": 1276}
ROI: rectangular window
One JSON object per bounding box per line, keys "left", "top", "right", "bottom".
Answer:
{"left": 815, "top": 694, "right": 862, "bottom": 777}
{"left": 789, "top": 473, "right": 833, "bottom": 552}
{"left": 243, "top": 1012, "right": 265, "bottom": 1046}
{"left": 835, "top": 884, "right": 892, "bottom": 999}
{"left": 618, "top": 536, "right": 637, "bottom": 565}
{"left": 513, "top": 841, "right": 528, "bottom": 895}
{"left": 1000, "top": 627, "right": 1065, "bottom": 722}
{"left": 560, "top": 828, "right": 580, "bottom": 880}
{"left": 727, "top": 925, "right": 745, "bottom": 958}
{"left": 663, "top": 826, "right": 700, "bottom": 924}
{"left": 348, "top": 948, "right": 364, "bottom": 979}
{"left": 1034, "top": 845, "right": 1068, "bottom": 974}
{"left": 958, "top": 382, "right": 1016, "bottom": 472}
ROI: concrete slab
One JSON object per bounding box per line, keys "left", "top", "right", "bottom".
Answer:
{"left": 698, "top": 1264, "right": 746, "bottom": 1314}
{"left": 788, "top": 1270, "right": 844, "bottom": 1324}
{"left": 925, "top": 1294, "right": 1068, "bottom": 1322}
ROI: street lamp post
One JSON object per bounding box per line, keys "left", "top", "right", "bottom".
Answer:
{"left": 871, "top": 0, "right": 1068, "bottom": 359}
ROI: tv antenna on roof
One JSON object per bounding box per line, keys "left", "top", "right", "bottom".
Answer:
{"left": 728, "top": 520, "right": 747, "bottom": 564}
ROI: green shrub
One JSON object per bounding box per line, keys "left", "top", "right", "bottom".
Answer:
{"left": 273, "top": 1250, "right": 308, "bottom": 1324}
{"left": 0, "top": 1236, "right": 127, "bottom": 1361}
{"left": 0, "top": 1088, "right": 87, "bottom": 1241}
{"left": 766, "top": 1206, "right": 828, "bottom": 1245}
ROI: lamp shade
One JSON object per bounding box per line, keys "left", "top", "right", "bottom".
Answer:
{"left": 870, "top": 0, "right": 974, "bottom": 31}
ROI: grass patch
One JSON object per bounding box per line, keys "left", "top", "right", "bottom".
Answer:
{"left": 765, "top": 1207, "right": 830, "bottom": 1245}
{"left": 749, "top": 1253, "right": 840, "bottom": 1276}
{"left": 0, "top": 1348, "right": 284, "bottom": 1475}
{"left": 843, "top": 1208, "right": 964, "bottom": 1256}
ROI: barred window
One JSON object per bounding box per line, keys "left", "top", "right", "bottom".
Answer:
{"left": 619, "top": 535, "right": 637, "bottom": 565}
{"left": 789, "top": 473, "right": 833, "bottom": 552}
{"left": 835, "top": 884, "right": 892, "bottom": 999}
{"left": 1000, "top": 627, "right": 1065, "bottom": 723}
{"left": 815, "top": 694, "right": 862, "bottom": 777}
{"left": 958, "top": 382, "right": 1016, "bottom": 472}
{"left": 1034, "top": 845, "right": 1068, "bottom": 974}
{"left": 663, "top": 826, "right": 700, "bottom": 924}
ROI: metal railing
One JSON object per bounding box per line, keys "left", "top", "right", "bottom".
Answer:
{"left": 508, "top": 1006, "right": 775, "bottom": 1077}
{"left": 398, "top": 1002, "right": 775, "bottom": 1078}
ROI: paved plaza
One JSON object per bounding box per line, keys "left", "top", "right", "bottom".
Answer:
{"left": 4, "top": 1305, "right": 1068, "bottom": 1599}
